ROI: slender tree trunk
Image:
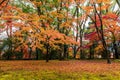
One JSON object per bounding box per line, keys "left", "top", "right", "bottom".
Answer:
{"left": 89, "top": 45, "right": 95, "bottom": 59}
{"left": 29, "top": 47, "right": 32, "bottom": 59}
{"left": 59, "top": 52, "right": 62, "bottom": 60}
{"left": 46, "top": 53, "right": 49, "bottom": 62}
{"left": 112, "top": 32, "right": 119, "bottom": 59}
{"left": 80, "top": 30, "right": 85, "bottom": 59}
{"left": 113, "top": 43, "right": 119, "bottom": 59}
{"left": 20, "top": 47, "right": 23, "bottom": 59}
{"left": 101, "top": 29, "right": 111, "bottom": 63}
{"left": 89, "top": 46, "right": 92, "bottom": 59}
{"left": 73, "top": 46, "right": 77, "bottom": 59}
{"left": 36, "top": 47, "right": 39, "bottom": 60}
{"left": 63, "top": 44, "right": 68, "bottom": 59}
{"left": 93, "top": 3, "right": 111, "bottom": 64}
{"left": 80, "top": 37, "right": 84, "bottom": 59}
{"left": 46, "top": 44, "right": 49, "bottom": 62}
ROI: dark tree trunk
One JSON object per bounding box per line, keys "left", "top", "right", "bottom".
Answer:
{"left": 102, "top": 38, "right": 111, "bottom": 64}
{"left": 89, "top": 47, "right": 92, "bottom": 59}
{"left": 113, "top": 43, "right": 119, "bottom": 59}
{"left": 80, "top": 50, "right": 85, "bottom": 59}
{"left": 80, "top": 32, "right": 84, "bottom": 59}
{"left": 92, "top": 3, "right": 111, "bottom": 64}
{"left": 112, "top": 32, "right": 119, "bottom": 59}
{"left": 63, "top": 44, "right": 68, "bottom": 59}
{"left": 7, "top": 51, "right": 10, "bottom": 60}
{"left": 36, "top": 47, "right": 39, "bottom": 60}
{"left": 20, "top": 47, "right": 23, "bottom": 59}
{"left": 102, "top": 50, "right": 107, "bottom": 59}
{"left": 46, "top": 44, "right": 49, "bottom": 62}
{"left": 37, "top": 7, "right": 42, "bottom": 16}
{"left": 29, "top": 47, "right": 32, "bottom": 59}
{"left": 106, "top": 50, "right": 111, "bottom": 64}
{"left": 59, "top": 52, "right": 62, "bottom": 60}
{"left": 90, "top": 44, "right": 95, "bottom": 59}
{"left": 73, "top": 46, "right": 77, "bottom": 59}
{"left": 89, "top": 46, "right": 93, "bottom": 59}
{"left": 46, "top": 53, "right": 49, "bottom": 62}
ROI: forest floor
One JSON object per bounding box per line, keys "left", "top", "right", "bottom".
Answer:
{"left": 0, "top": 60, "right": 120, "bottom": 80}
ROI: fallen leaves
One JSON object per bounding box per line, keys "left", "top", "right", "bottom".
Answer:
{"left": 0, "top": 60, "right": 120, "bottom": 74}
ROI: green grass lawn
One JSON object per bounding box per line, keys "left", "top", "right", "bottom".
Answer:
{"left": 0, "top": 60, "right": 120, "bottom": 80}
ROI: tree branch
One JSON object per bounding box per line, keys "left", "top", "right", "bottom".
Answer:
{"left": 0, "top": 0, "right": 6, "bottom": 6}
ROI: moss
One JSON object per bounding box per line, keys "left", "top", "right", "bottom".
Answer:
{"left": 0, "top": 70, "right": 120, "bottom": 80}
{"left": 0, "top": 60, "right": 120, "bottom": 80}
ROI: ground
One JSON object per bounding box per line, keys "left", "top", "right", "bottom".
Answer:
{"left": 0, "top": 60, "right": 120, "bottom": 80}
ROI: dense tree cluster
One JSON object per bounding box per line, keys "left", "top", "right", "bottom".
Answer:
{"left": 0, "top": 0, "right": 120, "bottom": 63}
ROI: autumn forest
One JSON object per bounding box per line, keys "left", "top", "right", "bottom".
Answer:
{"left": 0, "top": 0, "right": 120, "bottom": 80}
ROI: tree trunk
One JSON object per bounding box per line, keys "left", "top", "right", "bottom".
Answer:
{"left": 89, "top": 45, "right": 95, "bottom": 59}
{"left": 46, "top": 53, "right": 49, "bottom": 62}
{"left": 93, "top": 3, "right": 111, "bottom": 64}
{"left": 89, "top": 46, "right": 92, "bottom": 59}
{"left": 80, "top": 34, "right": 84, "bottom": 59}
{"left": 59, "top": 52, "right": 62, "bottom": 60}
{"left": 80, "top": 50, "right": 85, "bottom": 59}
{"left": 113, "top": 43, "right": 119, "bottom": 59}
{"left": 29, "top": 47, "right": 32, "bottom": 59}
{"left": 73, "top": 46, "right": 77, "bottom": 59}
{"left": 63, "top": 44, "right": 68, "bottom": 59}
{"left": 46, "top": 44, "right": 49, "bottom": 62}
{"left": 36, "top": 47, "right": 39, "bottom": 60}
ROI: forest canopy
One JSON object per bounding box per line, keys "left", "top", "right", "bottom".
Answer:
{"left": 0, "top": 0, "right": 120, "bottom": 63}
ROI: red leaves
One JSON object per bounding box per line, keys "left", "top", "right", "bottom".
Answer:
{"left": 82, "top": 45, "right": 91, "bottom": 49}
{"left": 103, "top": 13, "right": 118, "bottom": 20}
{"left": 84, "top": 32, "right": 97, "bottom": 40}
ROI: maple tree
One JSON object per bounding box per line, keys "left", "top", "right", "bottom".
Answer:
{"left": 104, "top": 16, "right": 120, "bottom": 59}
{"left": 1, "top": 0, "right": 77, "bottom": 61}
{"left": 82, "top": 0, "right": 120, "bottom": 63}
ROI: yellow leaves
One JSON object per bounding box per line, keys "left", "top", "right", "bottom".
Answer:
{"left": 94, "top": 0, "right": 111, "bottom": 5}
{"left": 50, "top": 11, "right": 65, "bottom": 19}
{"left": 50, "top": 11, "right": 57, "bottom": 16}
{"left": 39, "top": 28, "right": 77, "bottom": 49}
{"left": 75, "top": 0, "right": 82, "bottom": 3}
{"left": 64, "top": 36, "right": 78, "bottom": 45}
{"left": 29, "top": 29, "right": 70, "bottom": 50}
{"left": 82, "top": 6, "right": 93, "bottom": 11}
{"left": 13, "top": 35, "right": 24, "bottom": 45}
{"left": 1, "top": 15, "right": 23, "bottom": 20}
{"left": 70, "top": 0, "right": 74, "bottom": 2}
{"left": 95, "top": 44, "right": 103, "bottom": 53}
{"left": 56, "top": 13, "right": 64, "bottom": 19}
{"left": 39, "top": 15, "right": 47, "bottom": 20}
{"left": 60, "top": 21, "right": 72, "bottom": 28}
{"left": 14, "top": 31, "right": 22, "bottom": 36}
{"left": 25, "top": 14, "right": 40, "bottom": 22}
{"left": 82, "top": 6, "right": 93, "bottom": 14}
{"left": 33, "top": 1, "right": 42, "bottom": 6}
{"left": 97, "top": 0, "right": 110, "bottom": 4}
{"left": 96, "top": 5, "right": 109, "bottom": 11}
{"left": 21, "top": 26, "right": 32, "bottom": 32}
{"left": 97, "top": 0, "right": 103, "bottom": 3}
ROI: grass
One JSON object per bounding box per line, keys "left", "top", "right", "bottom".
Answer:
{"left": 0, "top": 60, "right": 120, "bottom": 80}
